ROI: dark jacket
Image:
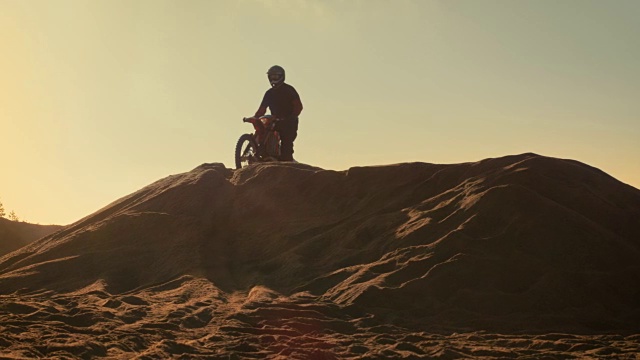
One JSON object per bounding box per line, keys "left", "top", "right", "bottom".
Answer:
{"left": 255, "top": 83, "right": 303, "bottom": 120}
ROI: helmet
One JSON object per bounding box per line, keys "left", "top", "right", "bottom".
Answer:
{"left": 267, "top": 65, "right": 285, "bottom": 88}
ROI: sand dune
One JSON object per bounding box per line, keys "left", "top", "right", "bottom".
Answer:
{"left": 0, "top": 218, "right": 62, "bottom": 257}
{"left": 1, "top": 153, "right": 639, "bottom": 358}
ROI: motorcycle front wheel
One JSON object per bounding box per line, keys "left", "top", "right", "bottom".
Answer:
{"left": 235, "top": 134, "right": 258, "bottom": 169}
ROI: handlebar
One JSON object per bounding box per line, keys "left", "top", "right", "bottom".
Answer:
{"left": 243, "top": 115, "right": 280, "bottom": 123}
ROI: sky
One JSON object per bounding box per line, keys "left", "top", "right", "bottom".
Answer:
{"left": 1, "top": 0, "right": 639, "bottom": 225}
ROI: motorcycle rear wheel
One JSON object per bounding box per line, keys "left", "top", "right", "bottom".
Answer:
{"left": 235, "top": 134, "right": 258, "bottom": 169}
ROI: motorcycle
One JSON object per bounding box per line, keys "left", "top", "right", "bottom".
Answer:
{"left": 235, "top": 115, "right": 281, "bottom": 169}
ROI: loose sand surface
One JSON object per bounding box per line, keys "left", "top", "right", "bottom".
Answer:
{"left": 2, "top": 277, "right": 639, "bottom": 359}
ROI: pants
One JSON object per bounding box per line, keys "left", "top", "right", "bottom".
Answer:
{"left": 275, "top": 117, "right": 298, "bottom": 161}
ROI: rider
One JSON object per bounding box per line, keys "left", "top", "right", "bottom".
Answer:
{"left": 254, "top": 65, "right": 303, "bottom": 162}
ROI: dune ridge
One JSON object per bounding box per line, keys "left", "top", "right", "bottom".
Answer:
{"left": 1, "top": 153, "right": 639, "bottom": 358}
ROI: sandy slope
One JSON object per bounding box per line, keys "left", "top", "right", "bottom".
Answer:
{"left": 0, "top": 218, "right": 62, "bottom": 257}
{"left": 1, "top": 153, "right": 639, "bottom": 358}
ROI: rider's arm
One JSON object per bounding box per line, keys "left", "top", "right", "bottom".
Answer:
{"left": 289, "top": 86, "right": 303, "bottom": 117}
{"left": 255, "top": 89, "right": 270, "bottom": 118}
{"left": 254, "top": 106, "right": 267, "bottom": 118}
{"left": 292, "top": 98, "right": 303, "bottom": 117}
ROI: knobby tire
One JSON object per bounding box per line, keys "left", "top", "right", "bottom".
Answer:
{"left": 235, "top": 134, "right": 258, "bottom": 169}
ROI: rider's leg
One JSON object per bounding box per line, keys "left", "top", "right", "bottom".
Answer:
{"left": 276, "top": 117, "right": 298, "bottom": 161}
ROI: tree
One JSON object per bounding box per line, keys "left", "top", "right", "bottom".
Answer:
{"left": 8, "top": 210, "right": 19, "bottom": 222}
{"left": 0, "top": 200, "right": 5, "bottom": 218}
